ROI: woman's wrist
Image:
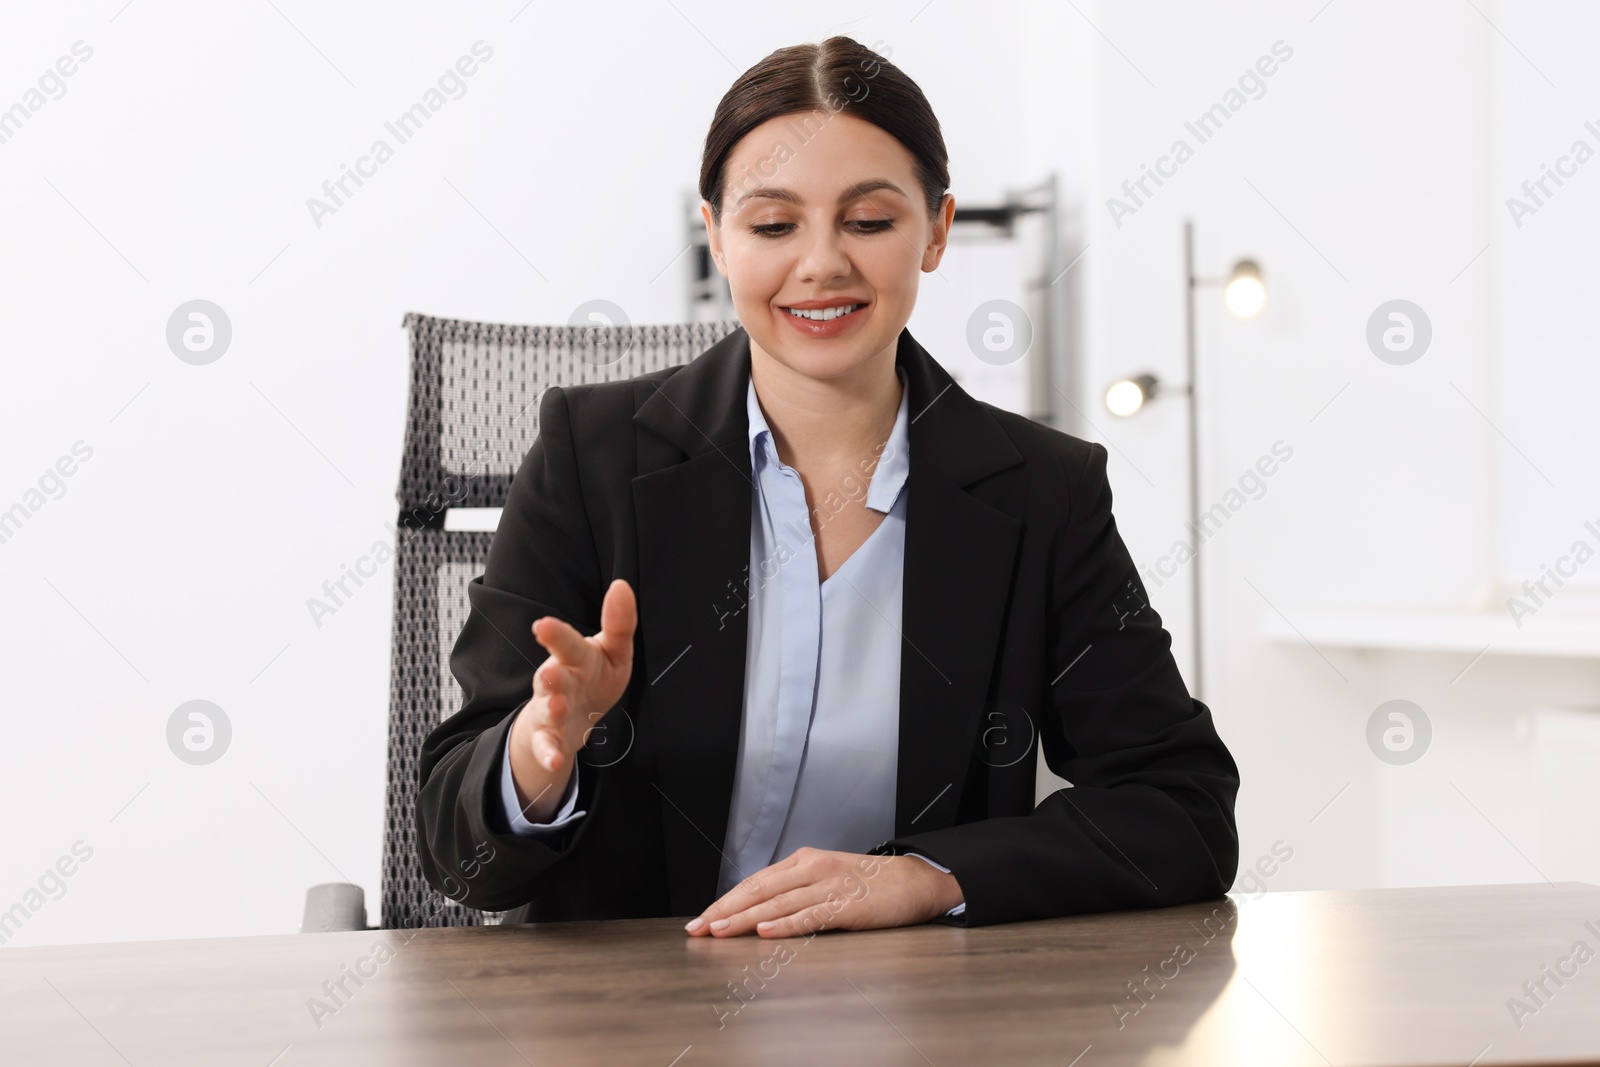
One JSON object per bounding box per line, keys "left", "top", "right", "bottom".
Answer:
{"left": 931, "top": 869, "right": 964, "bottom": 916}
{"left": 507, "top": 704, "right": 571, "bottom": 822}
{"left": 899, "top": 856, "right": 964, "bottom": 919}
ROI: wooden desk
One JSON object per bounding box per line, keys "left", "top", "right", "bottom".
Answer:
{"left": 3, "top": 883, "right": 1597, "bottom": 1066}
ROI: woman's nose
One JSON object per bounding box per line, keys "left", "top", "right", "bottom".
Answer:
{"left": 794, "top": 223, "right": 852, "bottom": 281}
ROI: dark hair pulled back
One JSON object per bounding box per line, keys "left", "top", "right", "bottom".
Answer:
{"left": 699, "top": 36, "right": 950, "bottom": 224}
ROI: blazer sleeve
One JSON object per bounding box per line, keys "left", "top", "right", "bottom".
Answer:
{"left": 873, "top": 441, "right": 1241, "bottom": 927}
{"left": 414, "top": 384, "right": 605, "bottom": 913}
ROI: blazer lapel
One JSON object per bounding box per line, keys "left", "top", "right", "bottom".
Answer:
{"left": 891, "top": 330, "right": 1026, "bottom": 837}
{"left": 632, "top": 328, "right": 754, "bottom": 914}
{"left": 630, "top": 325, "right": 1025, "bottom": 913}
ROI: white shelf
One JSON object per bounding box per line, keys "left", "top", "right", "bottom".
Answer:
{"left": 1262, "top": 607, "right": 1600, "bottom": 660}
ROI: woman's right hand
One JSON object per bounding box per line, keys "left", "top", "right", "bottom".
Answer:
{"left": 507, "top": 578, "right": 637, "bottom": 822}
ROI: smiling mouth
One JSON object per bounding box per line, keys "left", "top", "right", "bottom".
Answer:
{"left": 781, "top": 303, "right": 866, "bottom": 321}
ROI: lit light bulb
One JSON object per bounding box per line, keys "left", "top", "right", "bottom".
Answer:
{"left": 1105, "top": 375, "right": 1157, "bottom": 417}
{"left": 1224, "top": 260, "right": 1265, "bottom": 318}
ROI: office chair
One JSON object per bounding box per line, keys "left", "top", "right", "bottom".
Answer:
{"left": 301, "top": 311, "right": 743, "bottom": 932}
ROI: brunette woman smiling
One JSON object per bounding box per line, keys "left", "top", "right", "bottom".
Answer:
{"left": 416, "top": 35, "right": 1240, "bottom": 938}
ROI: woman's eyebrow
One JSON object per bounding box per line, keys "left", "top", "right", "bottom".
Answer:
{"left": 735, "top": 178, "right": 907, "bottom": 209}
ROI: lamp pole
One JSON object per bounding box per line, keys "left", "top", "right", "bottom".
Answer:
{"left": 1183, "top": 218, "right": 1204, "bottom": 702}
{"left": 1108, "top": 222, "right": 1260, "bottom": 701}
{"left": 1113, "top": 223, "right": 1260, "bottom": 700}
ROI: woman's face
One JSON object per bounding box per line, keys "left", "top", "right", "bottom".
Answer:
{"left": 703, "top": 111, "right": 954, "bottom": 385}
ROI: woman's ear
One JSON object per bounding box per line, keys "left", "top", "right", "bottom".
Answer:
{"left": 700, "top": 200, "right": 728, "bottom": 278}
{"left": 921, "top": 193, "right": 956, "bottom": 273}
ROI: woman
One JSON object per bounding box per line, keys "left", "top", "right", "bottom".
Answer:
{"left": 416, "top": 36, "right": 1239, "bottom": 938}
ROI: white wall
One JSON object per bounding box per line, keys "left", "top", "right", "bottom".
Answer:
{"left": 1078, "top": 0, "right": 1600, "bottom": 896}
{"left": 1491, "top": 1, "right": 1600, "bottom": 597}
{"left": 0, "top": 0, "right": 1092, "bottom": 945}
{"left": 1, "top": 0, "right": 1593, "bottom": 947}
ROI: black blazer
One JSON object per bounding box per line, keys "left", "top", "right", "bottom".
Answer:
{"left": 416, "top": 325, "right": 1240, "bottom": 927}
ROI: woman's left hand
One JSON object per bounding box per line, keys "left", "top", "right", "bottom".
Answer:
{"left": 684, "top": 847, "right": 964, "bottom": 938}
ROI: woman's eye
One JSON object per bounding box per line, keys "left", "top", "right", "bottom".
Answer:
{"left": 747, "top": 219, "right": 894, "bottom": 238}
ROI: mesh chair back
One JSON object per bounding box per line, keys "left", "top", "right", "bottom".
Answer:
{"left": 383, "top": 312, "right": 744, "bottom": 929}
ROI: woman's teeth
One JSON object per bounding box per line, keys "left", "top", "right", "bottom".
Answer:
{"left": 784, "top": 304, "right": 862, "bottom": 321}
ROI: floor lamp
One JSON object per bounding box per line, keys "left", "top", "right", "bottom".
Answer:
{"left": 1103, "top": 219, "right": 1265, "bottom": 702}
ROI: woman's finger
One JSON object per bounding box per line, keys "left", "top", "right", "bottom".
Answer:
{"left": 596, "top": 579, "right": 638, "bottom": 665}
{"left": 754, "top": 902, "right": 843, "bottom": 939}
{"left": 541, "top": 689, "right": 569, "bottom": 729}
{"left": 705, "top": 885, "right": 829, "bottom": 937}
{"left": 536, "top": 659, "right": 571, "bottom": 697}
{"left": 687, "top": 860, "right": 820, "bottom": 934}
{"left": 529, "top": 725, "right": 566, "bottom": 773}
{"left": 532, "top": 615, "right": 591, "bottom": 667}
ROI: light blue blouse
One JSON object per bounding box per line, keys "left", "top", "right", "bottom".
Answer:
{"left": 498, "top": 366, "right": 962, "bottom": 917}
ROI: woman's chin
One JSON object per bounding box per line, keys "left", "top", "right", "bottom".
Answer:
{"left": 760, "top": 339, "right": 886, "bottom": 382}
